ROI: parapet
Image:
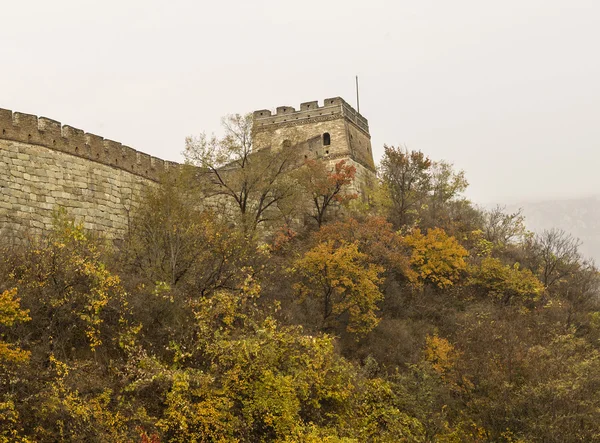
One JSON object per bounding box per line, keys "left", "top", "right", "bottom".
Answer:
{"left": 252, "top": 97, "right": 369, "bottom": 134}
{"left": 0, "top": 108, "right": 178, "bottom": 182}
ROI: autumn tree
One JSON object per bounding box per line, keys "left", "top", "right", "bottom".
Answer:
{"left": 468, "top": 257, "right": 544, "bottom": 305}
{"left": 313, "top": 216, "right": 416, "bottom": 283}
{"left": 419, "top": 160, "right": 470, "bottom": 233}
{"left": 7, "top": 213, "right": 132, "bottom": 357}
{"left": 528, "top": 228, "right": 583, "bottom": 290}
{"left": 481, "top": 205, "right": 527, "bottom": 247}
{"left": 293, "top": 241, "right": 384, "bottom": 336}
{"left": 403, "top": 228, "right": 468, "bottom": 289}
{"left": 128, "top": 289, "right": 425, "bottom": 442}
{"left": 296, "top": 159, "right": 358, "bottom": 227}
{"left": 184, "top": 113, "right": 302, "bottom": 233}
{"left": 0, "top": 288, "right": 30, "bottom": 442}
{"left": 0, "top": 288, "right": 30, "bottom": 366}
{"left": 379, "top": 146, "right": 470, "bottom": 233}
{"left": 0, "top": 214, "right": 139, "bottom": 441}
{"left": 124, "top": 170, "right": 250, "bottom": 296}
{"left": 379, "top": 146, "right": 432, "bottom": 228}
{"left": 450, "top": 306, "right": 600, "bottom": 443}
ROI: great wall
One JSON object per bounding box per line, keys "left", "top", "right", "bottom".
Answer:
{"left": 0, "top": 97, "right": 376, "bottom": 242}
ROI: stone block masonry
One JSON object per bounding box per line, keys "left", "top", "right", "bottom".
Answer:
{"left": 0, "top": 108, "right": 169, "bottom": 242}
{"left": 0, "top": 97, "right": 377, "bottom": 242}
{"left": 0, "top": 109, "right": 178, "bottom": 182}
{"left": 253, "top": 97, "right": 377, "bottom": 199}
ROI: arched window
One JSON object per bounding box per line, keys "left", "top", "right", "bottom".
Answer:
{"left": 323, "top": 132, "right": 331, "bottom": 146}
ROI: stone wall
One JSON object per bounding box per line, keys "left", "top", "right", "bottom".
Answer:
{"left": 0, "top": 108, "right": 178, "bottom": 182}
{"left": 252, "top": 97, "right": 377, "bottom": 202}
{"left": 0, "top": 139, "right": 157, "bottom": 242}
{"left": 0, "top": 108, "right": 167, "bottom": 242}
{"left": 0, "top": 98, "right": 377, "bottom": 243}
{"left": 253, "top": 117, "right": 349, "bottom": 160}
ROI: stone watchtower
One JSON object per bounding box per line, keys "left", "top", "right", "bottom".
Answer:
{"left": 252, "top": 97, "right": 376, "bottom": 197}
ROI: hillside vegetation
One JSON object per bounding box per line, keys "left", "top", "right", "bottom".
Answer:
{"left": 1, "top": 136, "right": 599, "bottom": 442}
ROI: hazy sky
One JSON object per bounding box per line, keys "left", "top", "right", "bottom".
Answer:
{"left": 1, "top": 0, "right": 598, "bottom": 204}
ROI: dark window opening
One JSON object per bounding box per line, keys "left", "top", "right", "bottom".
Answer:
{"left": 325, "top": 150, "right": 329, "bottom": 155}
{"left": 323, "top": 132, "right": 331, "bottom": 146}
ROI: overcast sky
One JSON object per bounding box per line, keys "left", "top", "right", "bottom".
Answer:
{"left": 1, "top": 0, "right": 598, "bottom": 204}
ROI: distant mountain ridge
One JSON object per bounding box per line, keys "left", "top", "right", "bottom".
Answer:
{"left": 506, "top": 195, "right": 600, "bottom": 263}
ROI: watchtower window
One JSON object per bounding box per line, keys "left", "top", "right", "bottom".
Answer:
{"left": 323, "top": 132, "right": 331, "bottom": 146}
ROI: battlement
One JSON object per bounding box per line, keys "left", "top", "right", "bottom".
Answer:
{"left": 0, "top": 108, "right": 178, "bottom": 182}
{"left": 253, "top": 97, "right": 369, "bottom": 134}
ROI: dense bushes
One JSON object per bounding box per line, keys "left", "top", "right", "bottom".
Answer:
{"left": 1, "top": 149, "right": 599, "bottom": 442}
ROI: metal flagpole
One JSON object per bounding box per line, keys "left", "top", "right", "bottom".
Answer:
{"left": 356, "top": 75, "right": 360, "bottom": 114}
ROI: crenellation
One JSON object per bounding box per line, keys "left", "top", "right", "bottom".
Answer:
{"left": 1, "top": 95, "right": 375, "bottom": 244}
{"left": 13, "top": 112, "right": 39, "bottom": 135}
{"left": 252, "top": 97, "right": 377, "bottom": 198}
{"left": 121, "top": 145, "right": 136, "bottom": 171}
{"left": 323, "top": 97, "right": 344, "bottom": 106}
{"left": 276, "top": 106, "right": 295, "bottom": 115}
{"left": 300, "top": 101, "right": 319, "bottom": 111}
{"left": 253, "top": 97, "right": 369, "bottom": 135}
{"left": 85, "top": 133, "right": 104, "bottom": 162}
{"left": 137, "top": 151, "right": 151, "bottom": 171}
{"left": 253, "top": 109, "right": 272, "bottom": 118}
{"left": 0, "top": 108, "right": 12, "bottom": 127}
{"left": 38, "top": 117, "right": 62, "bottom": 137}
{"left": 0, "top": 107, "right": 176, "bottom": 182}
{"left": 61, "top": 124, "right": 84, "bottom": 139}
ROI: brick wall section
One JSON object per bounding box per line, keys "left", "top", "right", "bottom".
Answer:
{"left": 0, "top": 98, "right": 376, "bottom": 242}
{"left": 0, "top": 108, "right": 178, "bottom": 182}
{"left": 0, "top": 107, "right": 171, "bottom": 242}
{"left": 0, "top": 139, "right": 157, "bottom": 242}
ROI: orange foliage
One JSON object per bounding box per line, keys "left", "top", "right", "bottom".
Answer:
{"left": 315, "top": 216, "right": 416, "bottom": 282}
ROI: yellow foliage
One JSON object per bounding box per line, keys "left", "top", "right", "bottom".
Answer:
{"left": 423, "top": 334, "right": 460, "bottom": 378}
{"left": 404, "top": 228, "right": 468, "bottom": 288}
{"left": 469, "top": 257, "right": 544, "bottom": 304}
{"left": 147, "top": 288, "right": 427, "bottom": 442}
{"left": 293, "top": 241, "right": 384, "bottom": 336}
{"left": 34, "top": 356, "right": 132, "bottom": 442}
{"left": 314, "top": 217, "right": 417, "bottom": 283}
{"left": 11, "top": 214, "right": 132, "bottom": 352}
{"left": 0, "top": 399, "right": 32, "bottom": 442}
{"left": 0, "top": 288, "right": 30, "bottom": 365}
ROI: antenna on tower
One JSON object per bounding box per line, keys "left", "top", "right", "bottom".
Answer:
{"left": 355, "top": 75, "right": 360, "bottom": 114}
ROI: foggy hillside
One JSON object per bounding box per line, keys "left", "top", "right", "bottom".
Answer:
{"left": 508, "top": 195, "right": 600, "bottom": 263}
